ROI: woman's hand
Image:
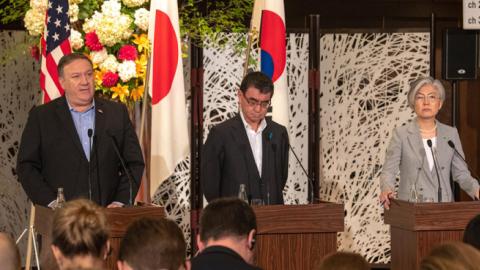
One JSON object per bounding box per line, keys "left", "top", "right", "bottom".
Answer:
{"left": 379, "top": 190, "right": 395, "bottom": 210}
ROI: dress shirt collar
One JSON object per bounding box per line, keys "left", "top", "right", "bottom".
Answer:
{"left": 239, "top": 111, "right": 267, "bottom": 134}
{"left": 67, "top": 99, "right": 95, "bottom": 113}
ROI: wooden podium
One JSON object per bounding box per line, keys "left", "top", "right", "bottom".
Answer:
{"left": 34, "top": 205, "right": 165, "bottom": 270}
{"left": 384, "top": 199, "right": 480, "bottom": 270}
{"left": 253, "top": 202, "right": 344, "bottom": 270}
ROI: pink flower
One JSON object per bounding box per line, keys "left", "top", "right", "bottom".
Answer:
{"left": 85, "top": 32, "right": 103, "bottom": 51}
{"left": 102, "top": 72, "right": 119, "bottom": 87}
{"left": 117, "top": 45, "right": 138, "bottom": 61}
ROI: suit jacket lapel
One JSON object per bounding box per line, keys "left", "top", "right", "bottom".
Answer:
{"left": 406, "top": 120, "right": 435, "bottom": 184}
{"left": 435, "top": 123, "right": 449, "bottom": 170}
{"left": 56, "top": 96, "right": 87, "bottom": 161}
{"left": 261, "top": 123, "right": 273, "bottom": 180}
{"left": 231, "top": 115, "right": 261, "bottom": 180}
{"left": 94, "top": 98, "right": 106, "bottom": 142}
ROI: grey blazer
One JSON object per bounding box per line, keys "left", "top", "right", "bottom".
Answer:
{"left": 380, "top": 119, "right": 479, "bottom": 202}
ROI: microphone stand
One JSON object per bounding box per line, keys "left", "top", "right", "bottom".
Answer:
{"left": 427, "top": 139, "right": 442, "bottom": 202}
{"left": 448, "top": 140, "right": 480, "bottom": 198}
{"left": 108, "top": 132, "right": 136, "bottom": 206}
{"left": 448, "top": 140, "right": 480, "bottom": 180}
{"left": 87, "top": 129, "right": 93, "bottom": 201}
{"left": 289, "top": 144, "right": 315, "bottom": 204}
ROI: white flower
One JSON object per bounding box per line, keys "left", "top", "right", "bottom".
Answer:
{"left": 122, "top": 28, "right": 134, "bottom": 40}
{"left": 68, "top": 4, "right": 79, "bottom": 23}
{"left": 95, "top": 14, "right": 133, "bottom": 46}
{"left": 117, "top": 61, "right": 137, "bottom": 82}
{"left": 24, "top": 8, "right": 45, "bottom": 36}
{"left": 69, "top": 29, "right": 84, "bottom": 50}
{"left": 30, "top": 0, "right": 48, "bottom": 12}
{"left": 90, "top": 48, "right": 108, "bottom": 64}
{"left": 134, "top": 8, "right": 149, "bottom": 31}
{"left": 83, "top": 11, "right": 104, "bottom": 34}
{"left": 100, "top": 55, "right": 119, "bottom": 72}
{"left": 101, "top": 0, "right": 122, "bottom": 17}
{"left": 122, "top": 0, "right": 148, "bottom": 8}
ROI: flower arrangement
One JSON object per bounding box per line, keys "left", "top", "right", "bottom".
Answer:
{"left": 15, "top": 0, "right": 253, "bottom": 105}
{"left": 24, "top": 0, "right": 150, "bottom": 106}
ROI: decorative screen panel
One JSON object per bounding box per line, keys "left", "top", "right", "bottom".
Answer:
{"left": 0, "top": 30, "right": 41, "bottom": 261}
{"left": 319, "top": 32, "right": 429, "bottom": 263}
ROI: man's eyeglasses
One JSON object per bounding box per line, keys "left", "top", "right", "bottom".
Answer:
{"left": 244, "top": 96, "right": 271, "bottom": 109}
{"left": 240, "top": 91, "right": 271, "bottom": 109}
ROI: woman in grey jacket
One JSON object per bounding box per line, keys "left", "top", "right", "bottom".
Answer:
{"left": 379, "top": 77, "right": 479, "bottom": 209}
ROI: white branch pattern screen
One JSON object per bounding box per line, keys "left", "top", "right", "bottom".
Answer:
{"left": 319, "top": 33, "right": 429, "bottom": 263}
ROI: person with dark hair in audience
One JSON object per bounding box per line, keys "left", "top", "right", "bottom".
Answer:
{"left": 202, "top": 71, "right": 289, "bottom": 205}
{"left": 191, "top": 197, "right": 261, "bottom": 270}
{"left": 51, "top": 199, "right": 110, "bottom": 270}
{"left": 117, "top": 217, "right": 189, "bottom": 270}
{"left": 420, "top": 241, "right": 480, "bottom": 270}
{"left": 0, "top": 232, "right": 21, "bottom": 270}
{"left": 317, "top": 251, "right": 369, "bottom": 270}
{"left": 463, "top": 214, "right": 480, "bottom": 250}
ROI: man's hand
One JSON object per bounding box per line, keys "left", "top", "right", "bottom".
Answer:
{"left": 379, "top": 190, "right": 395, "bottom": 210}
{"left": 107, "top": 202, "right": 124, "bottom": 208}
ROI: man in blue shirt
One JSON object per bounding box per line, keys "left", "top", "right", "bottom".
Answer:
{"left": 17, "top": 53, "right": 144, "bottom": 207}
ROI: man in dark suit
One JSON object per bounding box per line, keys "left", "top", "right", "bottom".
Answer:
{"left": 17, "top": 53, "right": 144, "bottom": 208}
{"left": 191, "top": 198, "right": 261, "bottom": 270}
{"left": 202, "top": 71, "right": 289, "bottom": 204}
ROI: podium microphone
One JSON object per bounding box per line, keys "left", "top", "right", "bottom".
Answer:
{"left": 427, "top": 139, "right": 442, "bottom": 202}
{"left": 87, "top": 129, "right": 93, "bottom": 201}
{"left": 289, "top": 144, "right": 315, "bottom": 204}
{"left": 106, "top": 130, "right": 136, "bottom": 206}
{"left": 448, "top": 140, "right": 480, "bottom": 181}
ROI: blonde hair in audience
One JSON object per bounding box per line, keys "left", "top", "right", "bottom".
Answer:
{"left": 317, "top": 251, "right": 369, "bottom": 270}
{"left": 52, "top": 199, "right": 109, "bottom": 258}
{"left": 0, "top": 232, "right": 21, "bottom": 270}
{"left": 420, "top": 241, "right": 480, "bottom": 270}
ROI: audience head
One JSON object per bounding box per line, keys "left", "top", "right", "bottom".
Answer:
{"left": 0, "top": 232, "right": 21, "bottom": 270}
{"left": 420, "top": 241, "right": 480, "bottom": 270}
{"left": 117, "top": 217, "right": 188, "bottom": 270}
{"left": 198, "top": 197, "right": 257, "bottom": 264}
{"left": 463, "top": 214, "right": 480, "bottom": 250}
{"left": 51, "top": 199, "right": 110, "bottom": 270}
{"left": 317, "top": 251, "right": 369, "bottom": 270}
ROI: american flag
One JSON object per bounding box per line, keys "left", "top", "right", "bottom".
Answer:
{"left": 40, "top": 0, "right": 72, "bottom": 103}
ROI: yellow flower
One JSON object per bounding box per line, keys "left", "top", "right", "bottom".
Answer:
{"left": 130, "top": 85, "right": 144, "bottom": 102}
{"left": 94, "top": 70, "right": 105, "bottom": 87}
{"left": 136, "top": 54, "right": 148, "bottom": 78}
{"left": 111, "top": 84, "right": 130, "bottom": 103}
{"left": 132, "top": 34, "right": 150, "bottom": 53}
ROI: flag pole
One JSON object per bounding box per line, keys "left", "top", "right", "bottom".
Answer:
{"left": 138, "top": 49, "right": 152, "bottom": 203}
{"left": 139, "top": 54, "right": 151, "bottom": 146}
{"left": 243, "top": 0, "right": 263, "bottom": 76}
